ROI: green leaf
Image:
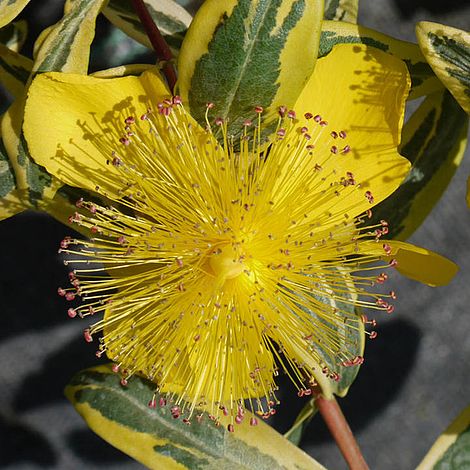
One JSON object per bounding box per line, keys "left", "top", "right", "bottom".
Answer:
{"left": 66, "top": 365, "right": 325, "bottom": 470}
{"left": 284, "top": 399, "right": 317, "bottom": 445}
{"left": 178, "top": 0, "right": 324, "bottom": 140}
{"left": 0, "top": 20, "right": 28, "bottom": 52}
{"left": 0, "top": 43, "right": 32, "bottom": 98}
{"left": 417, "top": 21, "right": 470, "bottom": 115}
{"left": 320, "top": 20, "right": 443, "bottom": 100}
{"left": 417, "top": 404, "right": 470, "bottom": 470}
{"left": 0, "top": 0, "right": 31, "bottom": 29}
{"left": 370, "top": 90, "right": 468, "bottom": 241}
{"left": 103, "top": 0, "right": 192, "bottom": 55}
{"left": 323, "top": 0, "right": 358, "bottom": 22}
{"left": 33, "top": 0, "right": 109, "bottom": 74}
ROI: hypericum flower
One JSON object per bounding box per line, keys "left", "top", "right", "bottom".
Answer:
{"left": 24, "top": 45, "right": 456, "bottom": 429}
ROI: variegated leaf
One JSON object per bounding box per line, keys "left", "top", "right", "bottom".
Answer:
{"left": 320, "top": 20, "right": 443, "bottom": 100}
{"left": 417, "top": 404, "right": 470, "bottom": 470}
{"left": 0, "top": 0, "right": 31, "bottom": 29}
{"left": 417, "top": 21, "right": 470, "bottom": 115}
{"left": 370, "top": 90, "right": 468, "bottom": 241}
{"left": 66, "top": 365, "right": 325, "bottom": 470}
{"left": 33, "top": 0, "right": 109, "bottom": 74}
{"left": 103, "top": 0, "right": 192, "bottom": 55}
{"left": 0, "top": 43, "right": 32, "bottom": 98}
{"left": 178, "top": 0, "right": 323, "bottom": 140}
{"left": 0, "top": 20, "right": 27, "bottom": 52}
{"left": 323, "top": 0, "right": 357, "bottom": 22}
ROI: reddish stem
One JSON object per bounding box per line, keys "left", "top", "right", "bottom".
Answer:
{"left": 131, "top": 0, "right": 177, "bottom": 91}
{"left": 314, "top": 390, "right": 369, "bottom": 470}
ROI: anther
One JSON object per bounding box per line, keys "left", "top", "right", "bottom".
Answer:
{"left": 365, "top": 191, "right": 374, "bottom": 203}
{"left": 287, "top": 110, "right": 296, "bottom": 119}
{"left": 171, "top": 406, "right": 181, "bottom": 419}
{"left": 342, "top": 145, "right": 351, "bottom": 154}
{"left": 227, "top": 424, "right": 234, "bottom": 432}
{"left": 254, "top": 106, "right": 263, "bottom": 113}
{"left": 124, "top": 116, "right": 135, "bottom": 125}
{"left": 83, "top": 329, "right": 93, "bottom": 343}
{"left": 206, "top": 102, "right": 215, "bottom": 109}
{"left": 67, "top": 308, "right": 77, "bottom": 318}
{"left": 278, "top": 106, "right": 287, "bottom": 117}
{"left": 249, "top": 417, "right": 258, "bottom": 426}
{"left": 172, "top": 96, "right": 182, "bottom": 105}
{"left": 304, "top": 112, "right": 313, "bottom": 120}
{"left": 120, "top": 377, "right": 128, "bottom": 386}
{"left": 339, "top": 130, "right": 347, "bottom": 138}
{"left": 215, "top": 117, "right": 224, "bottom": 126}
{"left": 65, "top": 292, "right": 75, "bottom": 301}
{"left": 369, "top": 331, "right": 378, "bottom": 339}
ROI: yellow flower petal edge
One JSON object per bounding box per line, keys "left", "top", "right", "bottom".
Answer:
{"left": 361, "top": 240, "right": 458, "bottom": 287}
{"left": 23, "top": 68, "right": 170, "bottom": 198}
{"left": 294, "top": 43, "right": 411, "bottom": 220}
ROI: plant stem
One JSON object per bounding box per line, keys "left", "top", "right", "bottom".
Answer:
{"left": 314, "top": 390, "right": 369, "bottom": 470}
{"left": 131, "top": 0, "right": 177, "bottom": 91}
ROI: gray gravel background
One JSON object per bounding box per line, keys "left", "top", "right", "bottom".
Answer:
{"left": 0, "top": 1, "right": 469, "bottom": 469}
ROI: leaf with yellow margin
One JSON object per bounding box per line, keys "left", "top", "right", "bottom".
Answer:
{"left": 33, "top": 0, "right": 109, "bottom": 74}
{"left": 178, "top": 0, "right": 323, "bottom": 140}
{"left": 0, "top": 0, "right": 31, "bottom": 29}
{"left": 66, "top": 365, "right": 326, "bottom": 470}
{"left": 417, "top": 404, "right": 470, "bottom": 470}
{"left": 417, "top": 21, "right": 470, "bottom": 115}
{"left": 103, "top": 0, "right": 192, "bottom": 55}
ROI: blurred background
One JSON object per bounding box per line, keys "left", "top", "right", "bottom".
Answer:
{"left": 0, "top": 0, "right": 469, "bottom": 469}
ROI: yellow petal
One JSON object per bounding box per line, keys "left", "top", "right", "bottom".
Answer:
{"left": 361, "top": 240, "right": 458, "bottom": 286}
{"left": 23, "top": 69, "right": 170, "bottom": 197}
{"left": 294, "top": 44, "right": 411, "bottom": 219}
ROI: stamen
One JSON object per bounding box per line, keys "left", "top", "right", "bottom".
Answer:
{"left": 59, "top": 100, "right": 399, "bottom": 429}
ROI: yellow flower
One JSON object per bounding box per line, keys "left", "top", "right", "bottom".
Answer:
{"left": 23, "top": 45, "right": 456, "bottom": 428}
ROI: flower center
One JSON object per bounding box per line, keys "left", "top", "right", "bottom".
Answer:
{"left": 209, "top": 244, "right": 245, "bottom": 281}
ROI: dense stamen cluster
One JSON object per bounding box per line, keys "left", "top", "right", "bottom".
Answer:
{"left": 58, "top": 98, "right": 397, "bottom": 429}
